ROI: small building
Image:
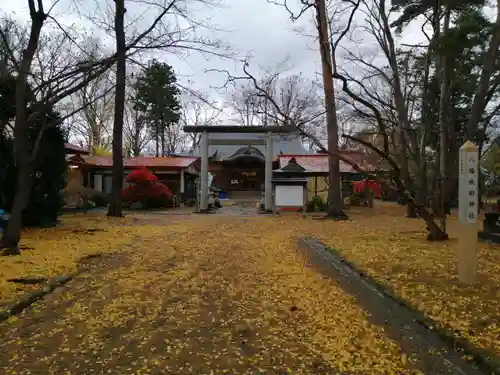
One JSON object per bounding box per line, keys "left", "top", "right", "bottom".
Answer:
{"left": 272, "top": 157, "right": 309, "bottom": 212}
{"left": 277, "top": 150, "right": 378, "bottom": 202}
{"left": 67, "top": 154, "right": 200, "bottom": 202}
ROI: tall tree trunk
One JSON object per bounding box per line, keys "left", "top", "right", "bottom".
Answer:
{"left": 1, "top": 167, "right": 32, "bottom": 253}
{"left": 155, "top": 124, "right": 159, "bottom": 157}
{"left": 378, "top": 2, "right": 415, "bottom": 216}
{"left": 92, "top": 132, "right": 101, "bottom": 151}
{"left": 133, "top": 143, "right": 140, "bottom": 157}
{"left": 406, "top": 201, "right": 418, "bottom": 217}
{"left": 316, "top": 0, "right": 347, "bottom": 219}
{"left": 1, "top": 3, "right": 46, "bottom": 253}
{"left": 134, "top": 122, "right": 141, "bottom": 156}
{"left": 161, "top": 124, "right": 165, "bottom": 156}
{"left": 438, "top": 7, "right": 451, "bottom": 232}
{"left": 107, "top": 0, "right": 126, "bottom": 218}
{"left": 379, "top": 0, "right": 446, "bottom": 238}
{"left": 414, "top": 34, "right": 434, "bottom": 216}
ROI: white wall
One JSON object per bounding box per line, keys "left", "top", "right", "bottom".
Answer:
{"left": 275, "top": 185, "right": 304, "bottom": 207}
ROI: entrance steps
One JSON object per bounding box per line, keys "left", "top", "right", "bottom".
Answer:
{"left": 221, "top": 199, "right": 260, "bottom": 208}
{"left": 217, "top": 191, "right": 262, "bottom": 209}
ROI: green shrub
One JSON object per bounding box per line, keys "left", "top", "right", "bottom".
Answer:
{"left": 306, "top": 196, "right": 328, "bottom": 212}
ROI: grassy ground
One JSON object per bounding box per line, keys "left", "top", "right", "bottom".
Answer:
{"left": 293, "top": 202, "right": 500, "bottom": 362}
{"left": 0, "top": 213, "right": 426, "bottom": 374}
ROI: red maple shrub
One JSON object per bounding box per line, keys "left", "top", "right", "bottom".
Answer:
{"left": 122, "top": 167, "right": 172, "bottom": 208}
{"left": 125, "top": 167, "right": 158, "bottom": 183}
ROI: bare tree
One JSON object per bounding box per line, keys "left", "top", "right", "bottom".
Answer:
{"left": 465, "top": 0, "right": 500, "bottom": 142}
{"left": 0, "top": 1, "right": 57, "bottom": 252}
{"left": 332, "top": 0, "right": 500, "bottom": 238}
{"left": 164, "top": 121, "right": 189, "bottom": 154}
{"left": 266, "top": 74, "right": 324, "bottom": 125}
{"left": 107, "top": 0, "right": 127, "bottom": 217}
{"left": 326, "top": 0, "right": 450, "bottom": 238}
{"left": 266, "top": 73, "right": 328, "bottom": 149}
{"left": 228, "top": 81, "right": 264, "bottom": 125}
{"left": 71, "top": 68, "right": 115, "bottom": 151}
{"left": 123, "top": 99, "right": 150, "bottom": 156}
{"left": 314, "top": 0, "right": 348, "bottom": 219}
{"left": 222, "top": 66, "right": 326, "bottom": 125}
{"left": 179, "top": 98, "right": 221, "bottom": 150}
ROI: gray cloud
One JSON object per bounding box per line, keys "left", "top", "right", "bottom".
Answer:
{"left": 164, "top": 0, "right": 321, "bottom": 94}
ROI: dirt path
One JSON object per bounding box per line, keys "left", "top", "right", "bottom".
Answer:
{"left": 0, "top": 215, "right": 427, "bottom": 374}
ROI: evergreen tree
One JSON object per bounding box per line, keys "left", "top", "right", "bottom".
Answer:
{"left": 0, "top": 73, "right": 66, "bottom": 241}
{"left": 132, "top": 60, "right": 181, "bottom": 156}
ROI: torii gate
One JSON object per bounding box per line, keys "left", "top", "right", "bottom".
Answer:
{"left": 183, "top": 125, "right": 296, "bottom": 212}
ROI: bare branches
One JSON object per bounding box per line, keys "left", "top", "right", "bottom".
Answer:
{"left": 179, "top": 97, "right": 221, "bottom": 150}
{"left": 267, "top": 0, "right": 316, "bottom": 22}
{"left": 210, "top": 60, "right": 325, "bottom": 131}
{"left": 0, "top": 18, "right": 20, "bottom": 71}
{"left": 228, "top": 81, "right": 264, "bottom": 126}
{"left": 329, "top": 0, "right": 359, "bottom": 61}
{"left": 70, "top": 70, "right": 115, "bottom": 150}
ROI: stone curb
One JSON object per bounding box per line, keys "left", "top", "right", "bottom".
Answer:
{"left": 0, "top": 273, "right": 76, "bottom": 322}
{"left": 298, "top": 237, "right": 497, "bottom": 375}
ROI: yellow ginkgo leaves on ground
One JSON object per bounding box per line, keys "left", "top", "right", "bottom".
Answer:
{"left": 0, "top": 213, "right": 166, "bottom": 306}
{"left": 2, "top": 204, "right": 495, "bottom": 374}
{"left": 0, "top": 213, "right": 424, "bottom": 374}
{"left": 292, "top": 202, "right": 500, "bottom": 361}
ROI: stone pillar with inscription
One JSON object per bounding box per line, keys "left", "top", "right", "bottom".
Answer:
{"left": 458, "top": 141, "right": 479, "bottom": 284}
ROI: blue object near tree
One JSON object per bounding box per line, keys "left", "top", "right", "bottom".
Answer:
{"left": 0, "top": 209, "right": 8, "bottom": 233}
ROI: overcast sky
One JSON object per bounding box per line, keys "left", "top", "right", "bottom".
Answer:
{"left": 1, "top": 0, "right": 427, "bottom": 130}
{"left": 1, "top": 0, "right": 321, "bottom": 96}
{"left": 4, "top": 0, "right": 493, "bottom": 101}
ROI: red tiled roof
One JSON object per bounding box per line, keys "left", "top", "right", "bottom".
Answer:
{"left": 65, "top": 142, "right": 90, "bottom": 154}
{"left": 81, "top": 155, "right": 199, "bottom": 169}
{"left": 279, "top": 152, "right": 376, "bottom": 174}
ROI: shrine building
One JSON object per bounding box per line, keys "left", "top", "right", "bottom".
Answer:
{"left": 182, "top": 127, "right": 311, "bottom": 200}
